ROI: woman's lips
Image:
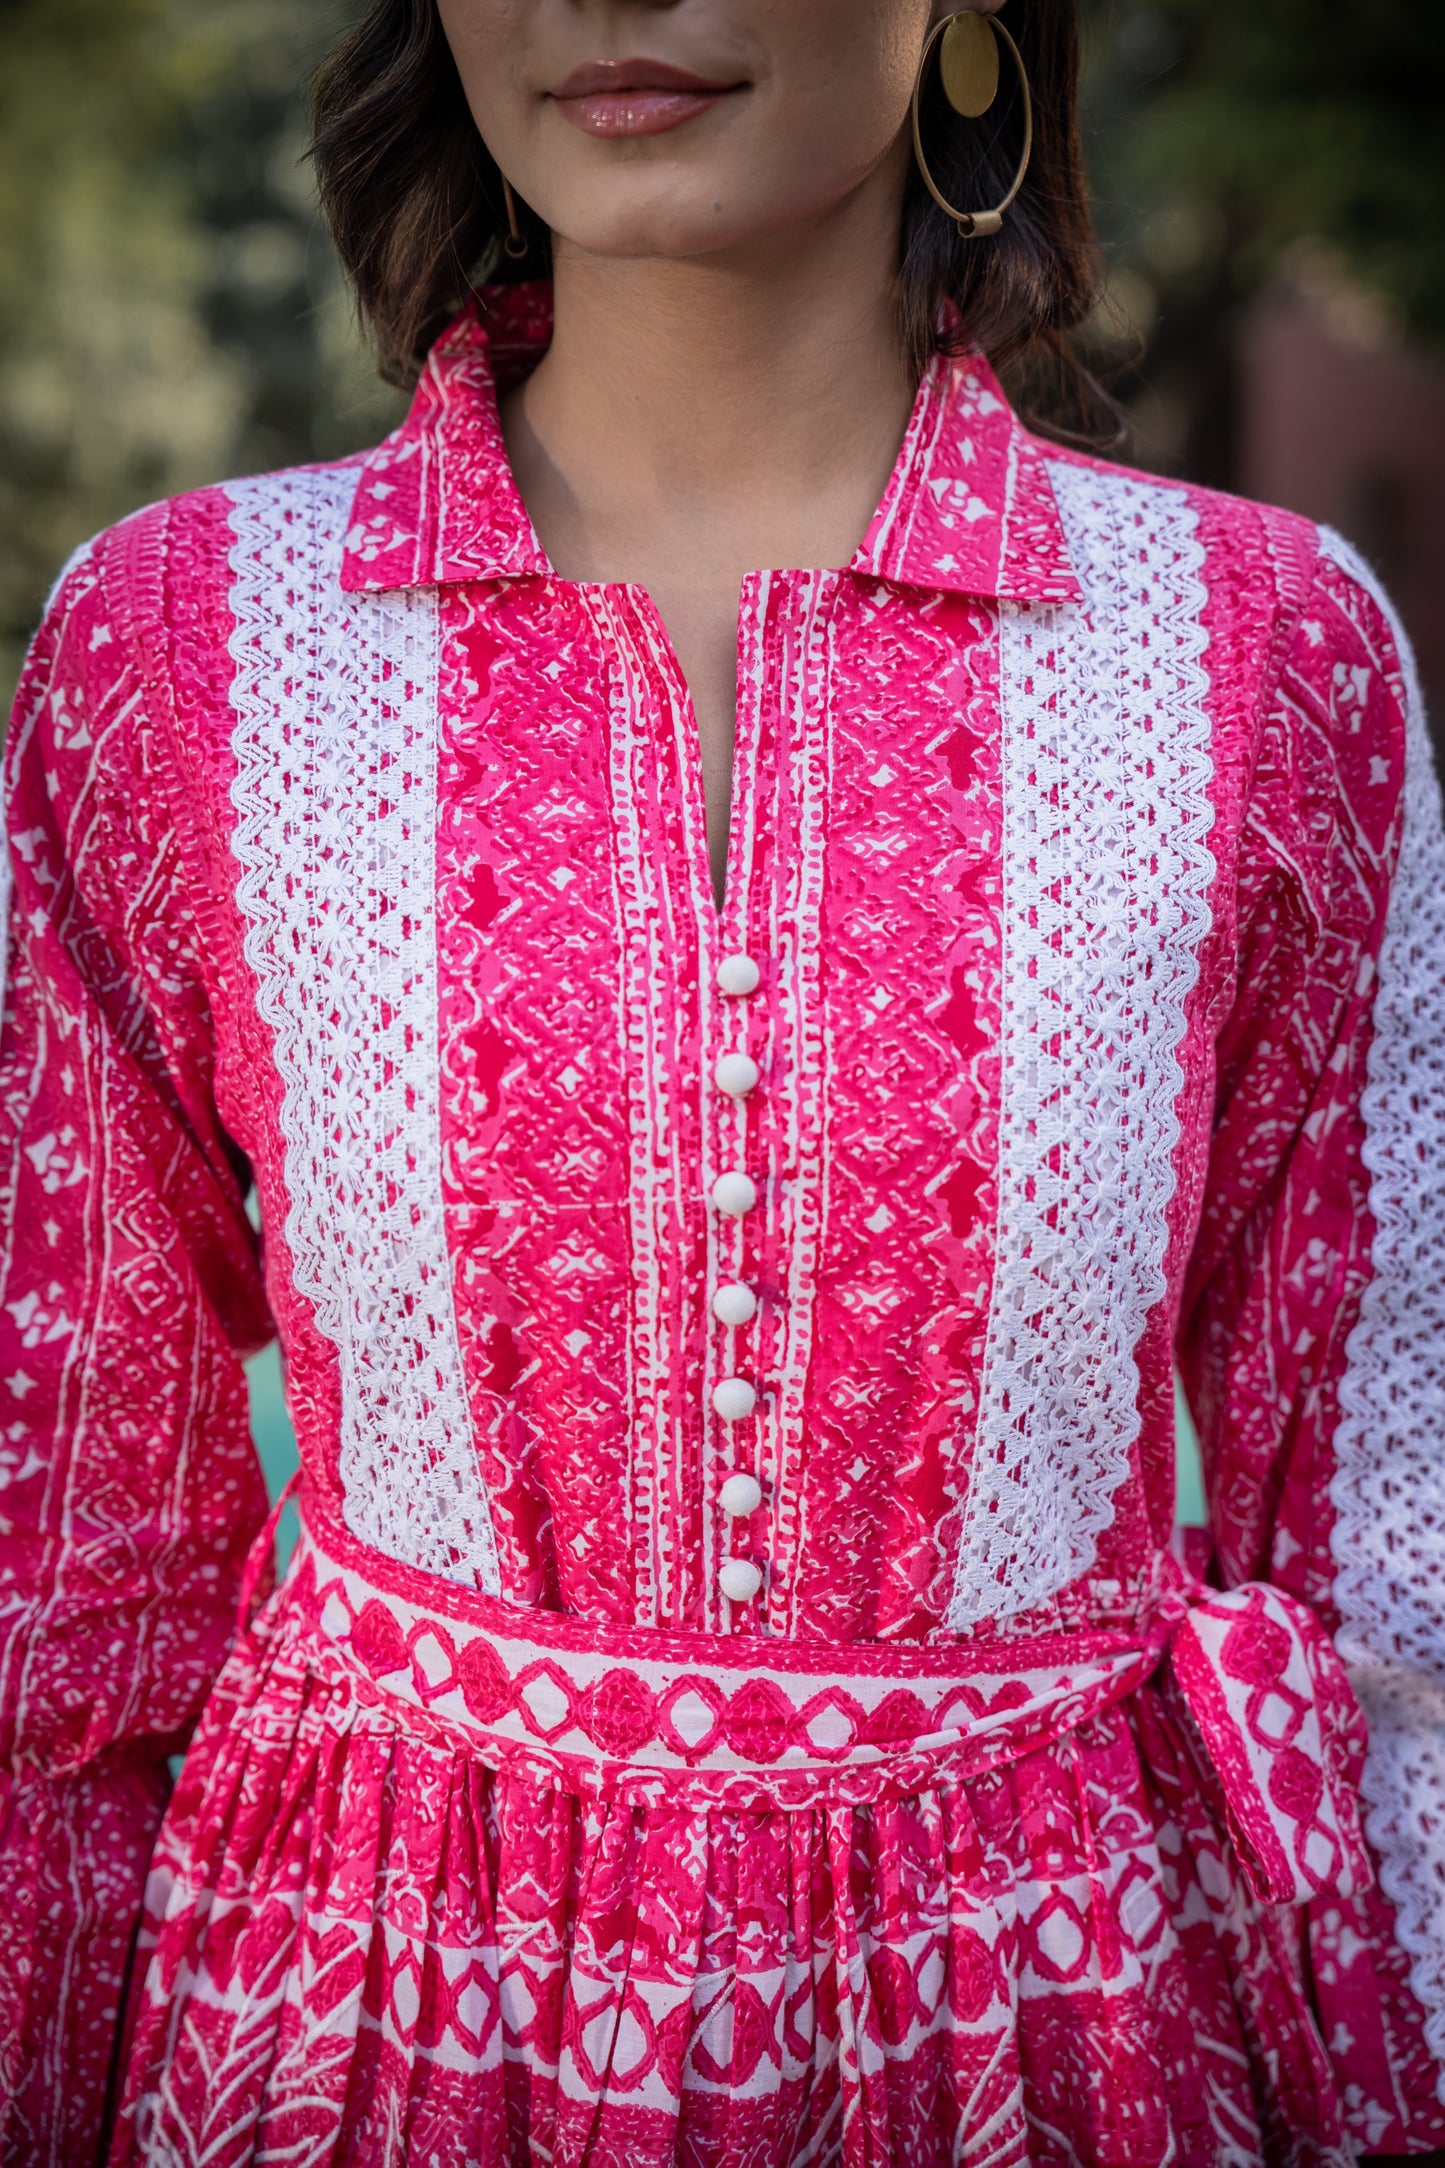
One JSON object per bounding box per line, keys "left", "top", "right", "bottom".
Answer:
{"left": 550, "top": 57, "right": 747, "bottom": 139}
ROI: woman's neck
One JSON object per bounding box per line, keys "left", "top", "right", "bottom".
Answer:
{"left": 501, "top": 150, "right": 917, "bottom": 582}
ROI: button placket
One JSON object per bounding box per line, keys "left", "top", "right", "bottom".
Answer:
{"left": 703, "top": 569, "right": 835, "bottom": 1637}
{"left": 695, "top": 576, "right": 784, "bottom": 1628}
{"left": 708, "top": 943, "right": 767, "bottom": 1621}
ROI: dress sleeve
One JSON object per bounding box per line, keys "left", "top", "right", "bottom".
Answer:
{"left": 1178, "top": 528, "right": 1445, "bottom": 2147}
{"left": 0, "top": 536, "right": 273, "bottom": 2162}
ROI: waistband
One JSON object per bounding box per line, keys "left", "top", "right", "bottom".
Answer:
{"left": 271, "top": 1502, "right": 1373, "bottom": 1906}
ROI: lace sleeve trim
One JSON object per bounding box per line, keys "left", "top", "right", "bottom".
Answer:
{"left": 1322, "top": 527, "right": 1445, "bottom": 2099}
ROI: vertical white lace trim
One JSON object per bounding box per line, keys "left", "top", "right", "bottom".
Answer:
{"left": 948, "top": 462, "right": 1215, "bottom": 1628}
{"left": 225, "top": 469, "right": 499, "bottom": 1592}
{"left": 1322, "top": 527, "right": 1445, "bottom": 2098}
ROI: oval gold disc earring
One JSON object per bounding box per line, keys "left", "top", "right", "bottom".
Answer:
{"left": 940, "top": 11, "right": 1000, "bottom": 116}
{"left": 910, "top": 10, "right": 1034, "bottom": 239}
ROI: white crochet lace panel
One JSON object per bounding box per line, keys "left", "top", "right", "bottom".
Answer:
{"left": 947, "top": 461, "right": 1214, "bottom": 1628}
{"left": 225, "top": 468, "right": 500, "bottom": 1592}
{"left": 1323, "top": 527, "right": 1445, "bottom": 2099}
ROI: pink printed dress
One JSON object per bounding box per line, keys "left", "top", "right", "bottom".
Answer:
{"left": 1, "top": 284, "right": 1443, "bottom": 2167}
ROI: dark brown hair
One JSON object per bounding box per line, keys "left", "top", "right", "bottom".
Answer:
{"left": 311, "top": 2, "right": 1099, "bottom": 395}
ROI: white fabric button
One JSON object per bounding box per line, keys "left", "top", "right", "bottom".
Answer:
{"left": 717, "top": 952, "right": 761, "bottom": 997}
{"left": 713, "top": 1051, "right": 760, "bottom": 1097}
{"left": 712, "top": 1280, "right": 757, "bottom": 1326}
{"left": 719, "top": 1472, "right": 762, "bottom": 1518}
{"left": 719, "top": 1557, "right": 763, "bottom": 1603}
{"left": 711, "top": 1375, "right": 757, "bottom": 1421}
{"left": 710, "top": 1170, "right": 757, "bottom": 1216}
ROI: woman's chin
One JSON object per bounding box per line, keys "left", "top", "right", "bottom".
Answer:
{"left": 548, "top": 200, "right": 778, "bottom": 266}
{"left": 546, "top": 172, "right": 889, "bottom": 272}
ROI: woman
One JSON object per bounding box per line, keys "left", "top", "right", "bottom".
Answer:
{"left": 1, "top": 0, "right": 1441, "bottom": 2160}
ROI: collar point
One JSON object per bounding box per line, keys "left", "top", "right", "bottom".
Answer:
{"left": 338, "top": 545, "right": 421, "bottom": 596}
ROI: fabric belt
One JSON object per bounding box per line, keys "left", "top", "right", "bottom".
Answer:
{"left": 270, "top": 1503, "right": 1372, "bottom": 1911}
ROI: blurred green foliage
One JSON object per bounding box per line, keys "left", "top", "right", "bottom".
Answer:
{"left": 0, "top": 0, "right": 397, "bottom": 704}
{"left": 1, "top": 0, "right": 1441, "bottom": 699}
{"left": 1085, "top": 0, "right": 1445, "bottom": 340}
{"left": 1080, "top": 0, "right": 1445, "bottom": 476}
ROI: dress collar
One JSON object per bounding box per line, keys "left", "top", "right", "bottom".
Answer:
{"left": 339, "top": 282, "right": 1081, "bottom": 603}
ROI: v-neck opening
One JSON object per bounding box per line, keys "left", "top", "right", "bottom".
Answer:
{"left": 620, "top": 577, "right": 760, "bottom": 945}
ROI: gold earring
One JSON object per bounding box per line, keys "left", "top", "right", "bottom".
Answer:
{"left": 910, "top": 10, "right": 1033, "bottom": 239}
{"left": 501, "top": 176, "right": 528, "bottom": 260}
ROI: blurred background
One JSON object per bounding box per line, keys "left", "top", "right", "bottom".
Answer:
{"left": 2, "top": 0, "right": 1442, "bottom": 1535}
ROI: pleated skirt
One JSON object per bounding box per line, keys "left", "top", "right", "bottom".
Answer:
{"left": 101, "top": 1585, "right": 1381, "bottom": 2168}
